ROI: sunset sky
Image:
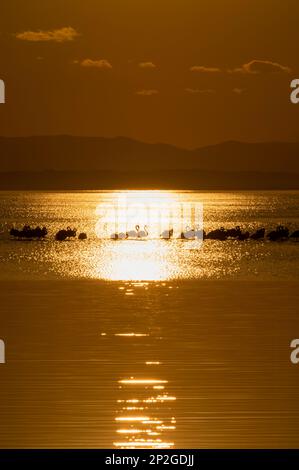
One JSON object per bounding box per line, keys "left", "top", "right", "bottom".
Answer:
{"left": 0, "top": 0, "right": 298, "bottom": 148}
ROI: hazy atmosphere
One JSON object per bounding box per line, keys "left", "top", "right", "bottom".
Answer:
{"left": 0, "top": 0, "right": 298, "bottom": 147}
{"left": 1, "top": 1, "right": 299, "bottom": 454}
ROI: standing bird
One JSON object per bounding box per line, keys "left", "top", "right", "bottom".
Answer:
{"left": 160, "top": 228, "right": 174, "bottom": 239}
{"left": 180, "top": 226, "right": 195, "bottom": 239}
{"left": 138, "top": 225, "right": 149, "bottom": 238}
{"left": 126, "top": 225, "right": 140, "bottom": 238}
{"left": 194, "top": 225, "right": 204, "bottom": 239}
{"left": 111, "top": 231, "right": 128, "bottom": 240}
{"left": 250, "top": 228, "right": 265, "bottom": 240}
{"left": 290, "top": 230, "right": 299, "bottom": 239}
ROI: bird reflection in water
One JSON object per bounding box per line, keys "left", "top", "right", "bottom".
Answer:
{"left": 114, "top": 371, "right": 176, "bottom": 449}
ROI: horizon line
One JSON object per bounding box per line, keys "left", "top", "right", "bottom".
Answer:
{"left": 1, "top": 134, "right": 299, "bottom": 151}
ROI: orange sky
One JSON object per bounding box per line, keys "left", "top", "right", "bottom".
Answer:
{"left": 0, "top": 0, "right": 299, "bottom": 148}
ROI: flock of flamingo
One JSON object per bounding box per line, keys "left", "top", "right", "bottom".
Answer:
{"left": 110, "top": 224, "right": 299, "bottom": 241}
{"left": 9, "top": 224, "right": 299, "bottom": 242}
{"left": 111, "top": 225, "right": 202, "bottom": 240}
{"left": 10, "top": 225, "right": 86, "bottom": 241}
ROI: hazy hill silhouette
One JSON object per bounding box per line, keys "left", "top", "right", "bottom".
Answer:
{"left": 0, "top": 136, "right": 299, "bottom": 189}
{"left": 0, "top": 170, "right": 298, "bottom": 190}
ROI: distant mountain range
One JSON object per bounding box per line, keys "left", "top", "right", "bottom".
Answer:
{"left": 0, "top": 136, "right": 299, "bottom": 189}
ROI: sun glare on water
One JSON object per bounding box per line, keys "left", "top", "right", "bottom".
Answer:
{"left": 92, "top": 191, "right": 203, "bottom": 281}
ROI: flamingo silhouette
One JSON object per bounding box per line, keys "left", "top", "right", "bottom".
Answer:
{"left": 111, "top": 231, "right": 128, "bottom": 240}
{"left": 160, "top": 228, "right": 174, "bottom": 239}
{"left": 138, "top": 225, "right": 149, "bottom": 238}
{"left": 127, "top": 225, "right": 140, "bottom": 238}
{"left": 194, "top": 225, "right": 204, "bottom": 239}
{"left": 180, "top": 226, "right": 195, "bottom": 239}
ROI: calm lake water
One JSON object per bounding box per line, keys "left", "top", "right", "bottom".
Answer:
{"left": 0, "top": 191, "right": 299, "bottom": 448}
{"left": 1, "top": 190, "right": 299, "bottom": 281}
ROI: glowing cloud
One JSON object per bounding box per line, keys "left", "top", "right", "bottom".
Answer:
{"left": 190, "top": 65, "right": 221, "bottom": 73}
{"left": 190, "top": 60, "right": 291, "bottom": 75}
{"left": 79, "top": 59, "right": 112, "bottom": 69}
{"left": 232, "top": 88, "right": 246, "bottom": 94}
{"left": 15, "top": 27, "right": 79, "bottom": 43}
{"left": 185, "top": 88, "right": 216, "bottom": 94}
{"left": 136, "top": 89, "right": 159, "bottom": 96}
{"left": 139, "top": 62, "right": 157, "bottom": 69}
{"left": 231, "top": 60, "right": 291, "bottom": 74}
{"left": 0, "top": 80, "right": 5, "bottom": 104}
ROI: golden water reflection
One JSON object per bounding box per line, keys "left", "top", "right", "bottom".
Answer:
{"left": 93, "top": 191, "right": 203, "bottom": 281}
{"left": 95, "top": 191, "right": 203, "bottom": 241}
{"left": 94, "top": 241, "right": 176, "bottom": 281}
{"left": 114, "top": 367, "right": 176, "bottom": 449}
{"left": 5, "top": 190, "right": 299, "bottom": 281}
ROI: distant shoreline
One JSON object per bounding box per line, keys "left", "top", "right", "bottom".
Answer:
{"left": 1, "top": 170, "right": 299, "bottom": 190}
{"left": 1, "top": 136, "right": 299, "bottom": 189}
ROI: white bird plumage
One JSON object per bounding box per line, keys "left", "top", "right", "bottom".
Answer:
{"left": 126, "top": 225, "right": 140, "bottom": 238}
{"left": 138, "top": 225, "right": 149, "bottom": 238}
{"left": 160, "top": 228, "right": 174, "bottom": 239}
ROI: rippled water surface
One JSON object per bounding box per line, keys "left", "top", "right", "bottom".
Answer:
{"left": 0, "top": 191, "right": 299, "bottom": 448}
{"left": 1, "top": 190, "right": 299, "bottom": 280}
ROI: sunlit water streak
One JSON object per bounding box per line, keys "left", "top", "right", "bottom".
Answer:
{"left": 1, "top": 191, "right": 299, "bottom": 448}
{"left": 115, "top": 362, "right": 176, "bottom": 449}
{"left": 1, "top": 190, "right": 299, "bottom": 280}
{"left": 1, "top": 279, "right": 299, "bottom": 448}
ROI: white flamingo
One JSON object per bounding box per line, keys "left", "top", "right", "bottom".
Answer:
{"left": 194, "top": 225, "right": 204, "bottom": 239}
{"left": 138, "top": 225, "right": 149, "bottom": 238}
{"left": 111, "top": 231, "right": 127, "bottom": 240}
{"left": 118, "top": 232, "right": 128, "bottom": 239}
{"left": 180, "top": 226, "right": 195, "bottom": 239}
{"left": 126, "top": 225, "right": 140, "bottom": 238}
{"left": 160, "top": 228, "right": 174, "bottom": 239}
